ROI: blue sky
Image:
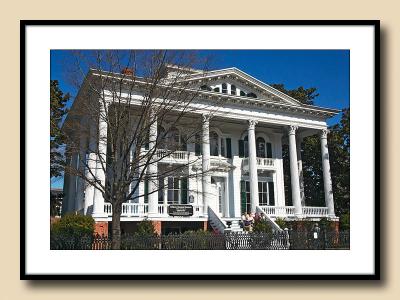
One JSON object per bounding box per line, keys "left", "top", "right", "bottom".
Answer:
{"left": 50, "top": 50, "right": 349, "bottom": 188}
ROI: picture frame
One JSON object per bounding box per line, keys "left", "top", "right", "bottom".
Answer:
{"left": 21, "top": 20, "right": 380, "bottom": 279}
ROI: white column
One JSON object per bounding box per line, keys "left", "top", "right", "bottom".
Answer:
{"left": 288, "top": 125, "right": 302, "bottom": 217}
{"left": 92, "top": 104, "right": 108, "bottom": 218}
{"left": 68, "top": 152, "right": 78, "bottom": 212}
{"left": 76, "top": 125, "right": 87, "bottom": 213}
{"left": 163, "top": 177, "right": 168, "bottom": 214}
{"left": 296, "top": 137, "right": 305, "bottom": 206}
{"left": 202, "top": 114, "right": 211, "bottom": 215}
{"left": 84, "top": 122, "right": 97, "bottom": 214}
{"left": 320, "top": 129, "right": 335, "bottom": 217}
{"left": 248, "top": 119, "right": 259, "bottom": 213}
{"left": 224, "top": 176, "right": 230, "bottom": 217}
{"left": 147, "top": 112, "right": 158, "bottom": 216}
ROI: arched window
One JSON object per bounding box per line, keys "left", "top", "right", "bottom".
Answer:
{"left": 200, "top": 84, "right": 212, "bottom": 91}
{"left": 247, "top": 92, "right": 257, "bottom": 98}
{"left": 210, "top": 131, "right": 219, "bottom": 156}
{"left": 256, "top": 137, "right": 266, "bottom": 158}
{"left": 158, "top": 126, "right": 166, "bottom": 149}
{"left": 213, "top": 87, "right": 220, "bottom": 92}
{"left": 231, "top": 84, "right": 237, "bottom": 95}
{"left": 244, "top": 136, "right": 249, "bottom": 157}
{"left": 166, "top": 127, "right": 180, "bottom": 150}
{"left": 240, "top": 90, "right": 246, "bottom": 97}
{"left": 222, "top": 83, "right": 228, "bottom": 94}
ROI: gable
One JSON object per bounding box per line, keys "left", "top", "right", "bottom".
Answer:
{"left": 183, "top": 68, "right": 303, "bottom": 106}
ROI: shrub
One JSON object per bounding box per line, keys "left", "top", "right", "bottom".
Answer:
{"left": 50, "top": 213, "right": 95, "bottom": 249}
{"left": 339, "top": 213, "right": 350, "bottom": 231}
{"left": 275, "top": 217, "right": 287, "bottom": 229}
{"left": 136, "top": 219, "right": 156, "bottom": 235}
{"left": 253, "top": 218, "right": 273, "bottom": 233}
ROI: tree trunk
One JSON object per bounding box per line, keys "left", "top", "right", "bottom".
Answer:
{"left": 111, "top": 201, "right": 122, "bottom": 250}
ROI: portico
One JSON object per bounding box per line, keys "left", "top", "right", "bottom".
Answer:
{"left": 63, "top": 65, "right": 340, "bottom": 235}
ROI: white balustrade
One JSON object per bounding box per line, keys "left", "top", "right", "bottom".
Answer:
{"left": 156, "top": 149, "right": 188, "bottom": 161}
{"left": 302, "top": 206, "right": 328, "bottom": 217}
{"left": 242, "top": 157, "right": 275, "bottom": 170}
{"left": 103, "top": 203, "right": 148, "bottom": 217}
{"left": 259, "top": 205, "right": 329, "bottom": 218}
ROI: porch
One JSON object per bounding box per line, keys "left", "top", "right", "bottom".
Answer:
{"left": 102, "top": 203, "right": 330, "bottom": 219}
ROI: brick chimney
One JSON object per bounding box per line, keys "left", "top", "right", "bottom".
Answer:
{"left": 121, "top": 67, "right": 134, "bottom": 76}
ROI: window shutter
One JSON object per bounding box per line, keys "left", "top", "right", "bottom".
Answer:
{"left": 266, "top": 142, "right": 272, "bottom": 158}
{"left": 239, "top": 140, "right": 244, "bottom": 157}
{"left": 144, "top": 180, "right": 149, "bottom": 203}
{"left": 180, "top": 178, "right": 188, "bottom": 204}
{"left": 240, "top": 180, "right": 246, "bottom": 214}
{"left": 181, "top": 136, "right": 187, "bottom": 151}
{"left": 226, "top": 138, "right": 232, "bottom": 158}
{"left": 195, "top": 134, "right": 201, "bottom": 156}
{"left": 268, "top": 182, "right": 275, "bottom": 206}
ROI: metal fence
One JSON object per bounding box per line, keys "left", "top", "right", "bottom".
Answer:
{"left": 288, "top": 230, "right": 350, "bottom": 250}
{"left": 50, "top": 230, "right": 349, "bottom": 250}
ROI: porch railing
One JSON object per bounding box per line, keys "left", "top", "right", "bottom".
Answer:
{"left": 258, "top": 206, "right": 329, "bottom": 218}
{"left": 156, "top": 149, "right": 188, "bottom": 161}
{"left": 242, "top": 157, "right": 275, "bottom": 170}
{"left": 104, "top": 203, "right": 203, "bottom": 217}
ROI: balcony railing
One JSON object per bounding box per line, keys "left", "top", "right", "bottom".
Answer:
{"left": 104, "top": 203, "right": 203, "bottom": 217}
{"left": 258, "top": 206, "right": 329, "bottom": 218}
{"left": 242, "top": 157, "right": 275, "bottom": 171}
{"left": 156, "top": 149, "right": 188, "bottom": 162}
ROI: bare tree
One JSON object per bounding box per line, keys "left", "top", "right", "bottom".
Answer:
{"left": 62, "top": 50, "right": 225, "bottom": 249}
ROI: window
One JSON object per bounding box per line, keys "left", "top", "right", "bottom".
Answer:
{"left": 158, "top": 177, "right": 165, "bottom": 204}
{"left": 213, "top": 87, "right": 220, "bottom": 92}
{"left": 222, "top": 83, "right": 228, "bottom": 94}
{"left": 240, "top": 90, "right": 246, "bottom": 97}
{"left": 167, "top": 177, "right": 180, "bottom": 204}
{"left": 247, "top": 92, "right": 257, "bottom": 98}
{"left": 244, "top": 136, "right": 249, "bottom": 157}
{"left": 256, "top": 137, "right": 266, "bottom": 158}
{"left": 240, "top": 181, "right": 251, "bottom": 214}
{"left": 231, "top": 84, "right": 237, "bottom": 95}
{"left": 258, "top": 182, "right": 268, "bottom": 205}
{"left": 220, "top": 137, "right": 225, "bottom": 157}
{"left": 200, "top": 84, "right": 212, "bottom": 91}
{"left": 210, "top": 131, "right": 219, "bottom": 156}
{"left": 165, "top": 127, "right": 180, "bottom": 150}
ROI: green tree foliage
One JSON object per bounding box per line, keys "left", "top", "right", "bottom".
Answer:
{"left": 136, "top": 219, "right": 157, "bottom": 235}
{"left": 50, "top": 80, "right": 69, "bottom": 178}
{"left": 51, "top": 213, "right": 95, "bottom": 237}
{"left": 271, "top": 84, "right": 319, "bottom": 106}
{"left": 272, "top": 84, "right": 350, "bottom": 220}
{"left": 253, "top": 218, "right": 273, "bottom": 233}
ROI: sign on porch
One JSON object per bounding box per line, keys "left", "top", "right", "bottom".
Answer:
{"left": 168, "top": 205, "right": 194, "bottom": 217}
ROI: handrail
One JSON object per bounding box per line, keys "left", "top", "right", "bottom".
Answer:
{"left": 256, "top": 206, "right": 282, "bottom": 232}
{"left": 207, "top": 206, "right": 227, "bottom": 234}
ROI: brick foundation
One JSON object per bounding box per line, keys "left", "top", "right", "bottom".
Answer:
{"left": 94, "top": 221, "right": 109, "bottom": 237}
{"left": 151, "top": 221, "right": 162, "bottom": 235}
{"left": 203, "top": 221, "right": 208, "bottom": 231}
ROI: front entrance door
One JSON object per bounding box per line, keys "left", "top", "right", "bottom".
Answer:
{"left": 210, "top": 177, "right": 225, "bottom": 217}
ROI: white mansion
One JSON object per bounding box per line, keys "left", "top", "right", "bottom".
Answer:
{"left": 62, "top": 65, "right": 340, "bottom": 235}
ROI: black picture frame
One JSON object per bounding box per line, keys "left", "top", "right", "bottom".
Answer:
{"left": 20, "top": 20, "right": 380, "bottom": 280}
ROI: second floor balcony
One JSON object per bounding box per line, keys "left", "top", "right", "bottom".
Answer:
{"left": 242, "top": 157, "right": 276, "bottom": 172}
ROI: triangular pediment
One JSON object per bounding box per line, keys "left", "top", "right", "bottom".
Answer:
{"left": 181, "top": 68, "right": 303, "bottom": 106}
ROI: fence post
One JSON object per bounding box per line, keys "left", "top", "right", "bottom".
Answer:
{"left": 284, "top": 228, "right": 290, "bottom": 250}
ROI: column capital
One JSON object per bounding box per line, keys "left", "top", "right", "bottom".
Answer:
{"left": 202, "top": 114, "right": 211, "bottom": 123}
{"left": 320, "top": 129, "right": 329, "bottom": 139}
{"left": 248, "top": 119, "right": 258, "bottom": 130}
{"left": 287, "top": 125, "right": 298, "bottom": 135}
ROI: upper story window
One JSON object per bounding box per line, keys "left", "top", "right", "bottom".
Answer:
{"left": 239, "top": 135, "right": 272, "bottom": 158}
{"left": 256, "top": 137, "right": 266, "bottom": 158}
{"left": 231, "top": 85, "right": 237, "bottom": 95}
{"left": 240, "top": 90, "right": 246, "bottom": 97}
{"left": 247, "top": 92, "right": 257, "bottom": 98}
{"left": 213, "top": 87, "right": 220, "bottom": 92}
{"left": 157, "top": 126, "right": 186, "bottom": 151}
{"left": 200, "top": 84, "right": 212, "bottom": 91}
{"left": 210, "top": 131, "right": 219, "bottom": 156}
{"left": 221, "top": 83, "right": 228, "bottom": 94}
